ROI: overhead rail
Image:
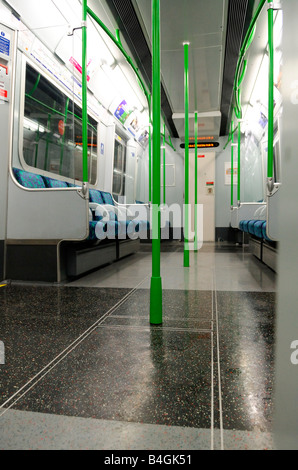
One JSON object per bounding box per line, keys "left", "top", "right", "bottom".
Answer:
{"left": 85, "top": 5, "right": 151, "bottom": 117}
{"left": 233, "top": 0, "right": 266, "bottom": 119}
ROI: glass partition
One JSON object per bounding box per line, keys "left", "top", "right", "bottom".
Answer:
{"left": 22, "top": 62, "right": 98, "bottom": 185}
{"left": 235, "top": 4, "right": 283, "bottom": 203}
{"left": 112, "top": 134, "right": 127, "bottom": 198}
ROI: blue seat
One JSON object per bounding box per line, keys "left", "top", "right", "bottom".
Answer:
{"left": 101, "top": 191, "right": 114, "bottom": 206}
{"left": 42, "top": 176, "right": 68, "bottom": 188}
{"left": 89, "top": 189, "right": 105, "bottom": 205}
{"left": 242, "top": 220, "right": 250, "bottom": 233}
{"left": 13, "top": 168, "right": 46, "bottom": 189}
{"left": 262, "top": 222, "right": 272, "bottom": 242}
{"left": 254, "top": 220, "right": 266, "bottom": 239}
{"left": 248, "top": 220, "right": 257, "bottom": 236}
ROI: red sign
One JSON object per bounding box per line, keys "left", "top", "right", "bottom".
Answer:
{"left": 58, "top": 120, "right": 65, "bottom": 136}
{"left": 69, "top": 57, "right": 90, "bottom": 81}
{"left": 0, "top": 89, "right": 7, "bottom": 98}
{"left": 198, "top": 155, "right": 205, "bottom": 158}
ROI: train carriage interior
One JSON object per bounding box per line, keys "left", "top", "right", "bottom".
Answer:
{"left": 0, "top": 0, "right": 297, "bottom": 452}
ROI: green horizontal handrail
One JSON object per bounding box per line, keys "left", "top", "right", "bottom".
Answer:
{"left": 25, "top": 94, "right": 97, "bottom": 133}
{"left": 86, "top": 6, "right": 151, "bottom": 117}
{"left": 223, "top": 122, "right": 238, "bottom": 150}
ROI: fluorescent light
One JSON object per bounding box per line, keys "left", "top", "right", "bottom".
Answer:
{"left": 24, "top": 117, "right": 45, "bottom": 133}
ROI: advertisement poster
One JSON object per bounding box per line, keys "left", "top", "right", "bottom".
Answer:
{"left": 126, "top": 113, "right": 140, "bottom": 137}
{"left": 138, "top": 129, "right": 149, "bottom": 146}
{"left": 225, "top": 162, "right": 238, "bottom": 185}
{"left": 114, "top": 100, "right": 133, "bottom": 125}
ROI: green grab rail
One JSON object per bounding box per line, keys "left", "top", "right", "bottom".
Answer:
{"left": 82, "top": 0, "right": 89, "bottom": 185}
{"left": 223, "top": 124, "right": 238, "bottom": 150}
{"left": 150, "top": 0, "right": 162, "bottom": 325}
{"left": 27, "top": 73, "right": 40, "bottom": 97}
{"left": 166, "top": 134, "right": 176, "bottom": 152}
{"left": 163, "top": 121, "right": 166, "bottom": 204}
{"left": 44, "top": 113, "right": 52, "bottom": 172}
{"left": 233, "top": 0, "right": 266, "bottom": 117}
{"left": 86, "top": 6, "right": 151, "bottom": 116}
{"left": 149, "top": 123, "right": 152, "bottom": 203}
{"left": 184, "top": 42, "right": 190, "bottom": 268}
{"left": 237, "top": 120, "right": 241, "bottom": 204}
{"left": 59, "top": 97, "right": 70, "bottom": 176}
{"left": 194, "top": 111, "right": 198, "bottom": 253}
{"left": 267, "top": 0, "right": 274, "bottom": 180}
{"left": 25, "top": 94, "right": 97, "bottom": 133}
{"left": 223, "top": 1, "right": 266, "bottom": 155}
{"left": 231, "top": 119, "right": 234, "bottom": 208}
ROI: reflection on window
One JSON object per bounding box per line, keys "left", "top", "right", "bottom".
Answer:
{"left": 23, "top": 63, "right": 97, "bottom": 185}
{"left": 112, "top": 136, "right": 126, "bottom": 197}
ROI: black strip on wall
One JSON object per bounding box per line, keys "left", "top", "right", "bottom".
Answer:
{"left": 0, "top": 241, "right": 4, "bottom": 281}
{"left": 219, "top": 0, "right": 256, "bottom": 136}
{"left": 106, "top": 0, "right": 179, "bottom": 138}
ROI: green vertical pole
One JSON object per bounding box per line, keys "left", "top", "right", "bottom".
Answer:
{"left": 231, "top": 119, "right": 234, "bottom": 208}
{"left": 59, "top": 97, "right": 69, "bottom": 175}
{"left": 237, "top": 121, "right": 241, "bottom": 204}
{"left": 194, "top": 111, "right": 198, "bottom": 252}
{"left": 82, "top": 0, "right": 89, "bottom": 184}
{"left": 149, "top": 123, "right": 152, "bottom": 202}
{"left": 267, "top": 0, "right": 274, "bottom": 181}
{"left": 163, "top": 122, "right": 166, "bottom": 205}
{"left": 184, "top": 42, "right": 190, "bottom": 267}
{"left": 150, "top": 0, "right": 162, "bottom": 325}
{"left": 44, "top": 113, "right": 52, "bottom": 171}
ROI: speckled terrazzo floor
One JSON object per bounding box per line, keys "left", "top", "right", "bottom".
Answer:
{"left": 0, "top": 243, "right": 276, "bottom": 450}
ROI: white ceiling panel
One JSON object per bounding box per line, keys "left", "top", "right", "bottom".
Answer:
{"left": 134, "top": 0, "right": 228, "bottom": 140}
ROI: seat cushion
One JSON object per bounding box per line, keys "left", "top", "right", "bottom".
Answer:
{"left": 13, "top": 168, "right": 46, "bottom": 189}
{"left": 89, "top": 189, "right": 104, "bottom": 205}
{"left": 101, "top": 192, "right": 114, "bottom": 206}
{"left": 242, "top": 220, "right": 250, "bottom": 233}
{"left": 248, "top": 220, "right": 257, "bottom": 236}
{"left": 262, "top": 222, "right": 272, "bottom": 242}
{"left": 42, "top": 176, "right": 68, "bottom": 188}
{"left": 254, "top": 220, "right": 266, "bottom": 239}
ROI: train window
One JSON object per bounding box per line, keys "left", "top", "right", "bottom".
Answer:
{"left": 112, "top": 135, "right": 127, "bottom": 197}
{"left": 22, "top": 63, "right": 98, "bottom": 185}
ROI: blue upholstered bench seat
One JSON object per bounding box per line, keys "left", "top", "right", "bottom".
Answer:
{"left": 12, "top": 168, "right": 149, "bottom": 241}
{"left": 43, "top": 176, "right": 69, "bottom": 188}
{"left": 239, "top": 219, "right": 272, "bottom": 242}
{"left": 13, "top": 168, "right": 47, "bottom": 189}
{"left": 239, "top": 220, "right": 250, "bottom": 233}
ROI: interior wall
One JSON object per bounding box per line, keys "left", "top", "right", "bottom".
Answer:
{"left": 215, "top": 136, "right": 238, "bottom": 241}
{"left": 274, "top": 0, "right": 298, "bottom": 450}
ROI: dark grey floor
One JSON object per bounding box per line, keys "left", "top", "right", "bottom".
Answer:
{"left": 0, "top": 243, "right": 276, "bottom": 450}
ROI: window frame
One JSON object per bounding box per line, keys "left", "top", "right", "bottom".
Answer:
{"left": 112, "top": 133, "right": 127, "bottom": 197}
{"left": 19, "top": 56, "right": 99, "bottom": 187}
